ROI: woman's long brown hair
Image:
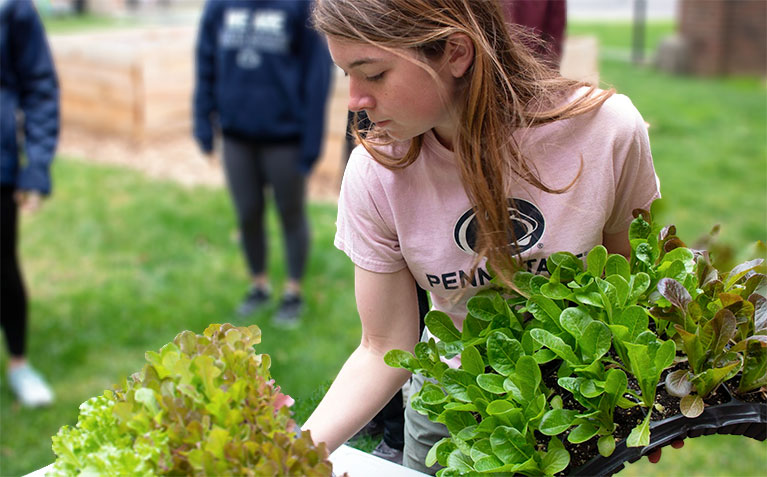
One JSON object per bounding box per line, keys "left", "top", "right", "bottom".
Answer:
{"left": 313, "top": 0, "right": 613, "bottom": 286}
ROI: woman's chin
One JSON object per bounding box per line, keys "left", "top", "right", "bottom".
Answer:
{"left": 384, "top": 127, "right": 419, "bottom": 143}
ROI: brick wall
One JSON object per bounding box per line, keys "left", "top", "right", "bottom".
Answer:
{"left": 724, "top": 0, "right": 767, "bottom": 75}
{"left": 679, "top": 0, "right": 766, "bottom": 76}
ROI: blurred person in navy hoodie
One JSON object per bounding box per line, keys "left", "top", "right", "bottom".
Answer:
{"left": 0, "top": 0, "right": 59, "bottom": 407}
{"left": 193, "top": 0, "right": 332, "bottom": 327}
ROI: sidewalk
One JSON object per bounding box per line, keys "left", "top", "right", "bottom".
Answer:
{"left": 568, "top": 0, "right": 677, "bottom": 21}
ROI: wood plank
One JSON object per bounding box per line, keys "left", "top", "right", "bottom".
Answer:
{"left": 144, "top": 105, "right": 191, "bottom": 129}
{"left": 61, "top": 97, "right": 135, "bottom": 135}
{"left": 57, "top": 74, "right": 136, "bottom": 107}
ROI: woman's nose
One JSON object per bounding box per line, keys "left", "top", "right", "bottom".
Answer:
{"left": 348, "top": 78, "right": 374, "bottom": 112}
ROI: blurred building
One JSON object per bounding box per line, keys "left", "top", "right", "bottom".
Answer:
{"left": 41, "top": 0, "right": 204, "bottom": 16}
{"left": 659, "top": 0, "right": 766, "bottom": 76}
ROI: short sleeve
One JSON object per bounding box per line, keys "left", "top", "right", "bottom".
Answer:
{"left": 603, "top": 96, "right": 661, "bottom": 234}
{"left": 334, "top": 147, "right": 408, "bottom": 273}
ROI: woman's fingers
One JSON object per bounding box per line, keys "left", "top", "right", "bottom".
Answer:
{"left": 648, "top": 439, "right": 685, "bottom": 464}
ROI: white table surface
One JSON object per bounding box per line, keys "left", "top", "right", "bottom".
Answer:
{"left": 25, "top": 444, "right": 429, "bottom": 477}
{"left": 329, "top": 444, "right": 429, "bottom": 477}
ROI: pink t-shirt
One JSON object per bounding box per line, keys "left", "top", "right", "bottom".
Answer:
{"left": 335, "top": 90, "right": 660, "bottom": 339}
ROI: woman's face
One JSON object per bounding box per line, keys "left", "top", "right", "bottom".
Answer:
{"left": 328, "top": 38, "right": 459, "bottom": 149}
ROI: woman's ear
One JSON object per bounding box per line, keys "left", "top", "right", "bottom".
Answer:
{"left": 445, "top": 33, "right": 474, "bottom": 78}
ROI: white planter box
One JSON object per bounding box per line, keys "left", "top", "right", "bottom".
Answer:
{"left": 25, "top": 444, "right": 429, "bottom": 477}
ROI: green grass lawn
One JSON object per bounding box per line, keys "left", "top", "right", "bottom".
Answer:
{"left": 42, "top": 12, "right": 139, "bottom": 35}
{"left": 568, "top": 19, "right": 675, "bottom": 59}
{"left": 1, "top": 19, "right": 765, "bottom": 477}
{"left": 569, "top": 20, "right": 766, "bottom": 256}
{"left": 0, "top": 160, "right": 360, "bottom": 476}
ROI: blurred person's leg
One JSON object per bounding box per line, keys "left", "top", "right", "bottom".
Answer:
{"left": 262, "top": 142, "right": 307, "bottom": 326}
{"left": 1, "top": 186, "right": 53, "bottom": 407}
{"left": 222, "top": 136, "right": 271, "bottom": 316}
{"left": 1, "top": 186, "right": 27, "bottom": 358}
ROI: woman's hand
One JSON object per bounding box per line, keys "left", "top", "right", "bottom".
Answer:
{"left": 647, "top": 439, "right": 685, "bottom": 463}
{"left": 14, "top": 189, "right": 43, "bottom": 213}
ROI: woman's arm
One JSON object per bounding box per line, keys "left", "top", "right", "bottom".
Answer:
{"left": 302, "top": 266, "right": 422, "bottom": 452}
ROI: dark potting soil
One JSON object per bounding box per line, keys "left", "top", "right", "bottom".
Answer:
{"left": 650, "top": 385, "right": 681, "bottom": 421}
{"left": 725, "top": 380, "right": 767, "bottom": 404}
{"left": 703, "top": 385, "right": 732, "bottom": 406}
{"left": 625, "top": 372, "right": 640, "bottom": 394}
{"left": 539, "top": 364, "right": 556, "bottom": 390}
{"left": 542, "top": 369, "right": 587, "bottom": 413}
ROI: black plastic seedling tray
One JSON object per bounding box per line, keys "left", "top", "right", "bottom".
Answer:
{"left": 570, "top": 388, "right": 766, "bottom": 477}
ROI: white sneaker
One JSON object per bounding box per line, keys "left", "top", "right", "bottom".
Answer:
{"left": 8, "top": 364, "right": 54, "bottom": 407}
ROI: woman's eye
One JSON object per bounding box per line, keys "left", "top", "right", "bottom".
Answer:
{"left": 366, "top": 72, "right": 385, "bottom": 82}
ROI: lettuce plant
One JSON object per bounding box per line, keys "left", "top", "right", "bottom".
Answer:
{"left": 50, "top": 324, "right": 332, "bottom": 476}
{"left": 660, "top": 253, "right": 767, "bottom": 416}
{"left": 386, "top": 206, "right": 766, "bottom": 476}
{"left": 542, "top": 367, "right": 630, "bottom": 457}
{"left": 519, "top": 239, "right": 675, "bottom": 449}
{"left": 387, "top": 296, "right": 571, "bottom": 477}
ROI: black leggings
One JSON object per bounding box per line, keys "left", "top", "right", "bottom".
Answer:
{"left": 1, "top": 186, "right": 27, "bottom": 357}
{"left": 222, "top": 136, "right": 309, "bottom": 282}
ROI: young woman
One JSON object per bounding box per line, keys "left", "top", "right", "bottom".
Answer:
{"left": 303, "top": 0, "right": 673, "bottom": 472}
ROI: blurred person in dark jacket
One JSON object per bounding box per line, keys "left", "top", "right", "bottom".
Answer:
{"left": 0, "top": 0, "right": 59, "bottom": 407}
{"left": 501, "top": 0, "right": 567, "bottom": 67}
{"left": 193, "top": 0, "right": 332, "bottom": 327}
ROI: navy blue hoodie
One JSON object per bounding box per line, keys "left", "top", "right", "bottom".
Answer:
{"left": 193, "top": 0, "right": 332, "bottom": 173}
{"left": 0, "top": 0, "right": 59, "bottom": 195}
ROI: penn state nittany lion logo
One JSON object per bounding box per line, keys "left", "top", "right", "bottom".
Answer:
{"left": 453, "top": 198, "right": 545, "bottom": 255}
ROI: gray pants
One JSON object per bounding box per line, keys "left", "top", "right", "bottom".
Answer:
{"left": 403, "top": 346, "right": 450, "bottom": 474}
{"left": 222, "top": 136, "right": 309, "bottom": 281}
